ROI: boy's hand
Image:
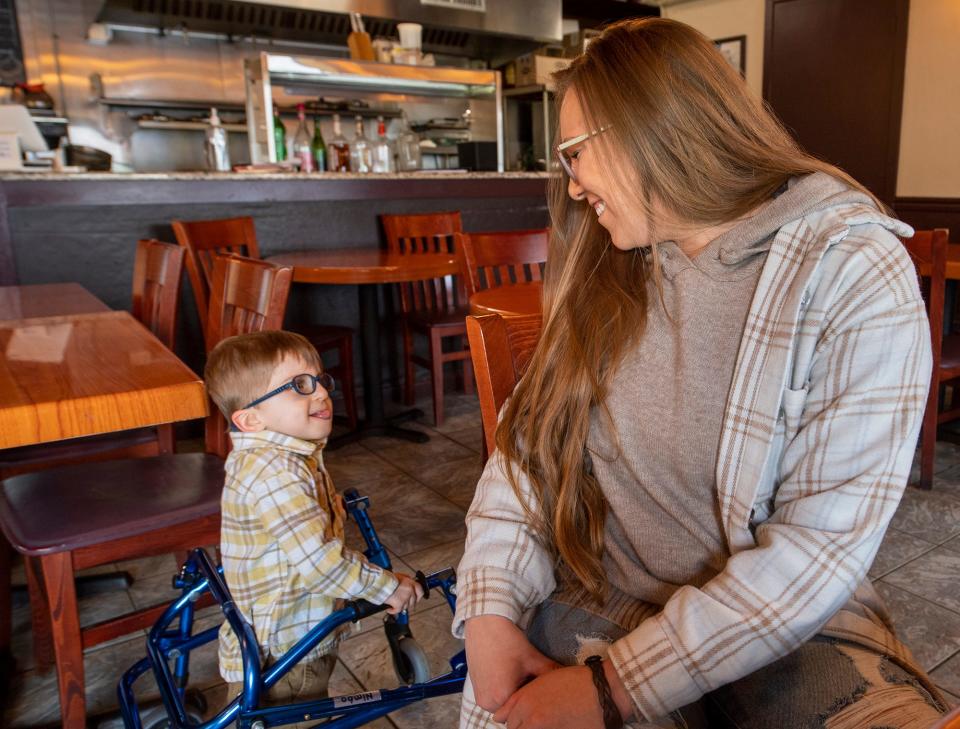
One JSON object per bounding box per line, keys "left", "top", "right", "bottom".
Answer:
{"left": 384, "top": 573, "right": 424, "bottom": 614}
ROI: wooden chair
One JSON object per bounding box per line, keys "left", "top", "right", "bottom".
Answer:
{"left": 381, "top": 211, "right": 472, "bottom": 426}
{"left": 903, "top": 229, "right": 957, "bottom": 489}
{"left": 173, "top": 216, "right": 357, "bottom": 429}
{"left": 0, "top": 254, "right": 293, "bottom": 729}
{"left": 457, "top": 228, "right": 550, "bottom": 298}
{"left": 466, "top": 313, "right": 543, "bottom": 461}
{"left": 0, "top": 240, "right": 184, "bottom": 479}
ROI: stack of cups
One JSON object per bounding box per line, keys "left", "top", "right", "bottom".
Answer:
{"left": 395, "top": 22, "right": 422, "bottom": 65}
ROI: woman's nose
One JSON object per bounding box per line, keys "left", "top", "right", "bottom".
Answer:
{"left": 568, "top": 175, "right": 585, "bottom": 201}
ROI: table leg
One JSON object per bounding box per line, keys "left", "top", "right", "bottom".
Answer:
{"left": 329, "top": 284, "right": 429, "bottom": 448}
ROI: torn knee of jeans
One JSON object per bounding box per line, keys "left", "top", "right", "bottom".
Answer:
{"left": 878, "top": 658, "right": 945, "bottom": 712}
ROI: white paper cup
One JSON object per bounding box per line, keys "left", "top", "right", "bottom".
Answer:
{"left": 397, "top": 22, "right": 422, "bottom": 51}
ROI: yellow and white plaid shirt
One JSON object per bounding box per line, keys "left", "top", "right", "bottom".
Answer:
{"left": 218, "top": 430, "right": 397, "bottom": 681}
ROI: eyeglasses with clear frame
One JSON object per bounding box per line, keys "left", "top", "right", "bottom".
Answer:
{"left": 242, "top": 372, "right": 335, "bottom": 410}
{"left": 555, "top": 125, "right": 612, "bottom": 183}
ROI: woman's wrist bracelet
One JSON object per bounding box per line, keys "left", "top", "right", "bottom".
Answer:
{"left": 585, "top": 655, "right": 624, "bottom": 729}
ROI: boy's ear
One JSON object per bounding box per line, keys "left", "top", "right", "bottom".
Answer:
{"left": 231, "top": 407, "right": 264, "bottom": 433}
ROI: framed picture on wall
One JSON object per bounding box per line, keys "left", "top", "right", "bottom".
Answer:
{"left": 715, "top": 35, "right": 746, "bottom": 77}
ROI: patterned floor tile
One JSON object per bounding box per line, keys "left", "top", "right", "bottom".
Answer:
{"left": 342, "top": 474, "right": 466, "bottom": 558}
{"left": 874, "top": 581, "right": 960, "bottom": 671}
{"left": 882, "top": 546, "right": 960, "bottom": 614}
{"left": 412, "top": 454, "right": 484, "bottom": 510}
{"left": 869, "top": 528, "right": 938, "bottom": 579}
{"left": 931, "top": 651, "right": 960, "bottom": 698}
{"left": 888, "top": 487, "right": 960, "bottom": 540}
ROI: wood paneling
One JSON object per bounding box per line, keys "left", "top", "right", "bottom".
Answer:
{"left": 895, "top": 198, "right": 960, "bottom": 244}
{"left": 764, "top": 0, "right": 909, "bottom": 204}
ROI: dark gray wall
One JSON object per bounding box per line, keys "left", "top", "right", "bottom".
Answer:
{"left": 0, "top": 175, "right": 550, "bottom": 408}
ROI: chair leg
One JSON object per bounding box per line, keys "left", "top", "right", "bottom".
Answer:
{"left": 40, "top": 550, "right": 86, "bottom": 729}
{"left": 0, "top": 542, "right": 10, "bottom": 654}
{"left": 156, "top": 423, "right": 176, "bottom": 454}
{"left": 25, "top": 556, "right": 54, "bottom": 673}
{"left": 403, "top": 323, "right": 416, "bottom": 407}
{"left": 917, "top": 383, "right": 939, "bottom": 490}
{"left": 462, "top": 348, "right": 475, "bottom": 396}
{"left": 339, "top": 336, "right": 358, "bottom": 430}
{"left": 430, "top": 329, "right": 445, "bottom": 427}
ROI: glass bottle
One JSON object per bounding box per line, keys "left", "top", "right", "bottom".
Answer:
{"left": 328, "top": 113, "right": 351, "bottom": 171}
{"left": 272, "top": 104, "right": 286, "bottom": 161}
{"left": 372, "top": 115, "right": 394, "bottom": 173}
{"left": 292, "top": 103, "right": 314, "bottom": 172}
{"left": 311, "top": 115, "right": 327, "bottom": 173}
{"left": 204, "top": 107, "right": 230, "bottom": 172}
{"left": 349, "top": 115, "right": 372, "bottom": 173}
{"left": 395, "top": 111, "right": 421, "bottom": 171}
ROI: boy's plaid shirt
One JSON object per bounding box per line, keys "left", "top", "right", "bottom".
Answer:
{"left": 218, "top": 430, "right": 397, "bottom": 681}
{"left": 453, "top": 202, "right": 938, "bottom": 725}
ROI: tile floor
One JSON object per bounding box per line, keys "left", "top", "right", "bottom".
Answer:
{"left": 4, "top": 393, "right": 960, "bottom": 727}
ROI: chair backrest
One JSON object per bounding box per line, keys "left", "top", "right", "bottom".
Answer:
{"left": 204, "top": 253, "right": 293, "bottom": 458}
{"left": 456, "top": 229, "right": 550, "bottom": 297}
{"left": 131, "top": 239, "right": 185, "bottom": 350}
{"left": 172, "top": 216, "right": 261, "bottom": 345}
{"left": 466, "top": 313, "right": 543, "bottom": 460}
{"left": 902, "top": 228, "right": 949, "bottom": 371}
{"left": 381, "top": 212, "right": 466, "bottom": 316}
{"left": 206, "top": 253, "right": 292, "bottom": 349}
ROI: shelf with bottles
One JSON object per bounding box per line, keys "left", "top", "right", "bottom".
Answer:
{"left": 245, "top": 52, "right": 502, "bottom": 170}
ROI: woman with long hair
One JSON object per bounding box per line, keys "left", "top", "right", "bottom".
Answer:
{"left": 452, "top": 18, "right": 944, "bottom": 729}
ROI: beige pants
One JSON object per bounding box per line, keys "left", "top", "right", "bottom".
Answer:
{"left": 228, "top": 652, "right": 337, "bottom": 729}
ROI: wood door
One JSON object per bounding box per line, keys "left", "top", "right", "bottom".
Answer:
{"left": 763, "top": 0, "right": 909, "bottom": 204}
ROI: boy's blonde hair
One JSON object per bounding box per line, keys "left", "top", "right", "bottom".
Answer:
{"left": 204, "top": 330, "right": 322, "bottom": 419}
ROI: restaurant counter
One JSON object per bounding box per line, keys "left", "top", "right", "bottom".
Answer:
{"left": 0, "top": 171, "right": 550, "bottom": 390}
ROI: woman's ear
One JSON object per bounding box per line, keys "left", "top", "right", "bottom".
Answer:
{"left": 231, "top": 407, "right": 264, "bottom": 433}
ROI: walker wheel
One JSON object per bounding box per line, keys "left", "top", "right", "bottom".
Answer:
{"left": 395, "top": 636, "right": 431, "bottom": 685}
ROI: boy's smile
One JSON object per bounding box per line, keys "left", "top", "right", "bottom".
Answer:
{"left": 234, "top": 353, "right": 334, "bottom": 442}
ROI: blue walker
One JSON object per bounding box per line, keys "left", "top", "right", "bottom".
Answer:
{"left": 117, "top": 489, "right": 465, "bottom": 728}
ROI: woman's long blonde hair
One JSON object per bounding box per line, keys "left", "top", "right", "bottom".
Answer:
{"left": 496, "top": 18, "right": 878, "bottom": 605}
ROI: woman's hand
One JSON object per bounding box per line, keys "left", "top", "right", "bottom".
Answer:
{"left": 492, "top": 665, "right": 603, "bottom": 728}
{"left": 464, "top": 615, "right": 560, "bottom": 713}
{"left": 492, "top": 660, "right": 635, "bottom": 729}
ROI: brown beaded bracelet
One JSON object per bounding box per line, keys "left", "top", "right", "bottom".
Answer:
{"left": 585, "top": 655, "right": 624, "bottom": 729}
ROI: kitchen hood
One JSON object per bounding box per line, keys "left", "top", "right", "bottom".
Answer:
{"left": 95, "top": 0, "right": 563, "bottom": 67}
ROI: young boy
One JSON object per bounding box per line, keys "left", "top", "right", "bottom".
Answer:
{"left": 205, "top": 330, "right": 422, "bottom": 719}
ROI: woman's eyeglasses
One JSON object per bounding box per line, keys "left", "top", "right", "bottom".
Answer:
{"left": 555, "top": 125, "right": 612, "bottom": 183}
{"left": 242, "top": 372, "right": 335, "bottom": 410}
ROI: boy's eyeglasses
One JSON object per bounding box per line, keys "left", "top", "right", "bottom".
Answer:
{"left": 555, "top": 125, "right": 612, "bottom": 183}
{"left": 242, "top": 372, "right": 335, "bottom": 410}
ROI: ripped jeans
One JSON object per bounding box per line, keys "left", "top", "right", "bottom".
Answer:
{"left": 522, "top": 599, "right": 946, "bottom": 729}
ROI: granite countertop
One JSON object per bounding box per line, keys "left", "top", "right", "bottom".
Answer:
{"left": 0, "top": 171, "right": 552, "bottom": 181}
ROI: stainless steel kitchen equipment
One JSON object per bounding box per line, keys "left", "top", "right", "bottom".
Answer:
{"left": 244, "top": 53, "right": 504, "bottom": 171}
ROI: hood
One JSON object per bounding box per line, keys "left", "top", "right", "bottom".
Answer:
{"left": 96, "top": 0, "right": 562, "bottom": 67}
{"left": 714, "top": 172, "right": 886, "bottom": 267}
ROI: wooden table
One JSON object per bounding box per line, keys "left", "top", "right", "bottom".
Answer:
{"left": 469, "top": 281, "right": 543, "bottom": 317}
{"left": 0, "top": 309, "right": 207, "bottom": 448}
{"left": 0, "top": 283, "right": 109, "bottom": 322}
{"left": 266, "top": 249, "right": 460, "bottom": 444}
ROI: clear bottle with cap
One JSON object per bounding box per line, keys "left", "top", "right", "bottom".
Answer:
{"left": 328, "top": 113, "right": 351, "bottom": 171}
{"left": 292, "top": 103, "right": 314, "bottom": 172}
{"left": 395, "top": 111, "right": 421, "bottom": 171}
{"left": 372, "top": 115, "right": 394, "bottom": 173}
{"left": 349, "top": 115, "right": 372, "bottom": 173}
{"left": 204, "top": 107, "right": 230, "bottom": 172}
